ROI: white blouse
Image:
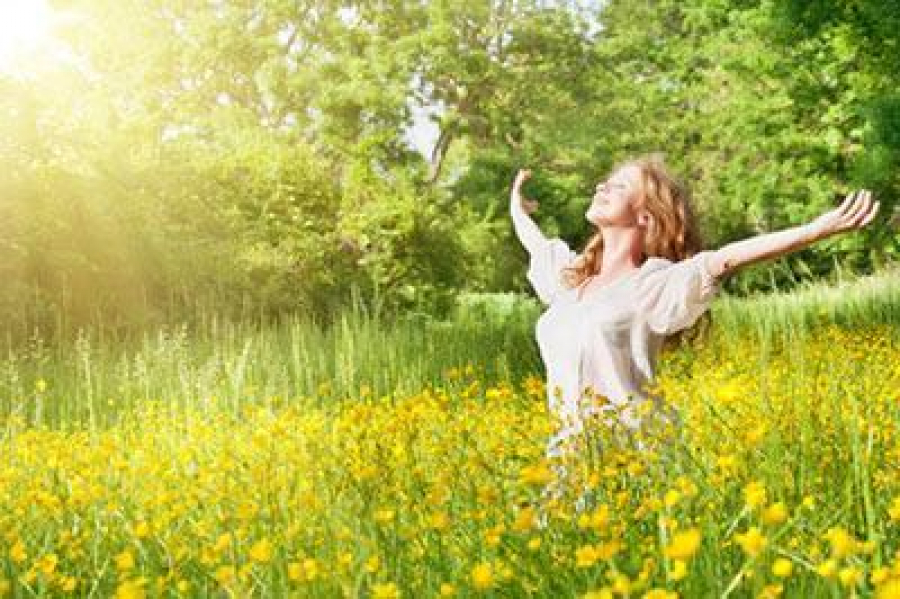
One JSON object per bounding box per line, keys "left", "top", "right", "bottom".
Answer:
{"left": 526, "top": 236, "right": 721, "bottom": 457}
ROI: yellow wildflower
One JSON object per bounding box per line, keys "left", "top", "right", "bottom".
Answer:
{"left": 471, "top": 563, "right": 494, "bottom": 590}
{"left": 303, "top": 558, "right": 320, "bottom": 580}
{"left": 743, "top": 481, "right": 767, "bottom": 510}
{"left": 213, "top": 533, "right": 232, "bottom": 554}
{"left": 744, "top": 424, "right": 767, "bottom": 446}
{"left": 735, "top": 527, "right": 767, "bottom": 557}
{"left": 365, "top": 555, "right": 380, "bottom": 574}
{"left": 115, "top": 549, "right": 136, "bottom": 573}
{"left": 664, "top": 490, "right": 682, "bottom": 507}
{"left": 761, "top": 502, "right": 788, "bottom": 525}
{"left": 664, "top": 528, "right": 701, "bottom": 560}
{"left": 595, "top": 540, "right": 622, "bottom": 561}
{"left": 824, "top": 527, "right": 857, "bottom": 559}
{"left": 9, "top": 541, "right": 27, "bottom": 564}
{"left": 716, "top": 454, "right": 738, "bottom": 472}
{"left": 889, "top": 497, "right": 900, "bottom": 522}
{"left": 133, "top": 521, "right": 151, "bottom": 539}
{"left": 757, "top": 584, "right": 783, "bottom": 599}
{"left": 513, "top": 506, "right": 535, "bottom": 532}
{"left": 772, "top": 558, "right": 793, "bottom": 578}
{"left": 590, "top": 505, "right": 611, "bottom": 530}
{"left": 429, "top": 511, "right": 451, "bottom": 531}
{"left": 115, "top": 579, "right": 147, "bottom": 599}
{"left": 870, "top": 566, "right": 890, "bottom": 585}
{"left": 676, "top": 476, "right": 698, "bottom": 497}
{"left": 715, "top": 380, "right": 742, "bottom": 403}
{"left": 374, "top": 509, "right": 396, "bottom": 524}
{"left": 37, "top": 553, "right": 58, "bottom": 576}
{"left": 668, "top": 559, "right": 687, "bottom": 582}
{"left": 248, "top": 538, "right": 273, "bottom": 563}
{"left": 876, "top": 579, "right": 900, "bottom": 599}
{"left": 576, "top": 545, "right": 599, "bottom": 568}
{"left": 838, "top": 566, "right": 862, "bottom": 587}
{"left": 610, "top": 573, "right": 631, "bottom": 595}
{"left": 338, "top": 552, "right": 353, "bottom": 569}
{"left": 520, "top": 462, "right": 554, "bottom": 486}
{"left": 372, "top": 582, "right": 401, "bottom": 599}
{"left": 59, "top": 576, "right": 77, "bottom": 592}
{"left": 815, "top": 559, "right": 837, "bottom": 579}
{"left": 484, "top": 525, "right": 503, "bottom": 547}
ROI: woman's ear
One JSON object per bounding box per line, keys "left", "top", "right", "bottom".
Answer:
{"left": 637, "top": 210, "right": 653, "bottom": 228}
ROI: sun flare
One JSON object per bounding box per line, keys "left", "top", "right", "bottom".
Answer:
{"left": 0, "top": 0, "right": 54, "bottom": 71}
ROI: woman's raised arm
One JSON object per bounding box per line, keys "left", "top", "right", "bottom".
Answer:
{"left": 706, "top": 190, "right": 880, "bottom": 279}
{"left": 510, "top": 169, "right": 548, "bottom": 256}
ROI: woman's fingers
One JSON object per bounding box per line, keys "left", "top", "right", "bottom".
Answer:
{"left": 836, "top": 190, "right": 857, "bottom": 217}
{"left": 845, "top": 191, "right": 870, "bottom": 226}
{"left": 856, "top": 193, "right": 879, "bottom": 227}
{"left": 861, "top": 201, "right": 881, "bottom": 227}
{"left": 854, "top": 191, "right": 876, "bottom": 227}
{"left": 809, "top": 189, "right": 877, "bottom": 238}
{"left": 839, "top": 190, "right": 880, "bottom": 231}
{"left": 514, "top": 168, "right": 532, "bottom": 189}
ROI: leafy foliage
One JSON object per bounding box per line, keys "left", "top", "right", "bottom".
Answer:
{"left": 0, "top": 0, "right": 897, "bottom": 333}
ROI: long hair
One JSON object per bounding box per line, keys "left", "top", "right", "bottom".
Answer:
{"left": 562, "top": 153, "right": 713, "bottom": 347}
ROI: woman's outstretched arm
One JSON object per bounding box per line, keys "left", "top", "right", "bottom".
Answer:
{"left": 706, "top": 190, "right": 881, "bottom": 279}
{"left": 509, "top": 169, "right": 548, "bottom": 256}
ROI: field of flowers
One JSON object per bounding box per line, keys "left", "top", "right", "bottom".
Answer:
{"left": 2, "top": 274, "right": 900, "bottom": 597}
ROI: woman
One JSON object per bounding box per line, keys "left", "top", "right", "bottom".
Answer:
{"left": 510, "top": 154, "right": 880, "bottom": 464}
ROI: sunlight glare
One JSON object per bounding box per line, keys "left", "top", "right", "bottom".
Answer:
{"left": 0, "top": 0, "right": 54, "bottom": 71}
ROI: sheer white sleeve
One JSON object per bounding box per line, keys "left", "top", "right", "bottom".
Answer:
{"left": 525, "top": 237, "right": 577, "bottom": 306}
{"left": 637, "top": 250, "right": 721, "bottom": 335}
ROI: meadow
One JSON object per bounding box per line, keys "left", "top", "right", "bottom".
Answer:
{"left": 1, "top": 266, "right": 899, "bottom": 598}
{"left": 3, "top": 0, "right": 900, "bottom": 596}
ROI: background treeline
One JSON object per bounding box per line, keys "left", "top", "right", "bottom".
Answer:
{"left": 1, "top": 0, "right": 898, "bottom": 336}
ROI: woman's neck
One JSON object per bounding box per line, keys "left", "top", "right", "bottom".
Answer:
{"left": 597, "top": 227, "right": 645, "bottom": 276}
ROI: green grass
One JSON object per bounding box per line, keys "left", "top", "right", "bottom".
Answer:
{"left": 2, "top": 260, "right": 899, "bottom": 430}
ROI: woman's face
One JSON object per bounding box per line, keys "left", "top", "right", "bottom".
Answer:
{"left": 585, "top": 164, "right": 643, "bottom": 228}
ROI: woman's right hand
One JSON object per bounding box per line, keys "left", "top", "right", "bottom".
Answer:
{"left": 513, "top": 169, "right": 539, "bottom": 215}
{"left": 513, "top": 168, "right": 532, "bottom": 191}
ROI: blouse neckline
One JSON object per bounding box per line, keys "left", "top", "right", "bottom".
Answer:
{"left": 569, "top": 261, "right": 650, "bottom": 305}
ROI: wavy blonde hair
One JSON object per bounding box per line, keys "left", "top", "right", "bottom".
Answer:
{"left": 563, "top": 154, "right": 712, "bottom": 344}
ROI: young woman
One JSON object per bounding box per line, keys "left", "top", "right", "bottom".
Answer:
{"left": 510, "top": 155, "right": 880, "bottom": 462}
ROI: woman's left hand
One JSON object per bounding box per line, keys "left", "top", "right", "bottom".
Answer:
{"left": 809, "top": 190, "right": 880, "bottom": 240}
